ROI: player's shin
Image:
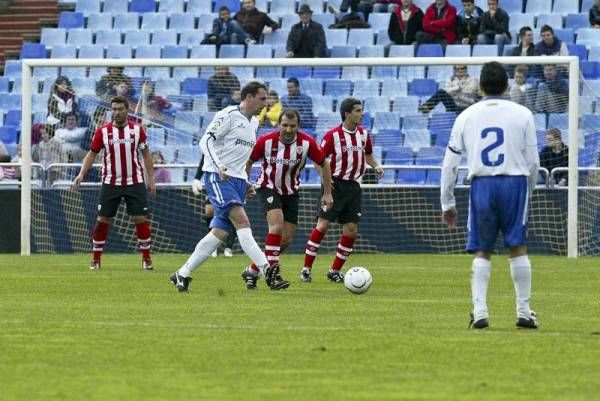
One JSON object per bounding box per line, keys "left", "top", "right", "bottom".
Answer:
{"left": 92, "top": 221, "right": 110, "bottom": 261}
{"left": 237, "top": 227, "right": 269, "bottom": 273}
{"left": 471, "top": 257, "right": 492, "bottom": 320}
{"left": 304, "top": 228, "right": 325, "bottom": 269}
{"left": 510, "top": 255, "right": 532, "bottom": 318}
{"left": 331, "top": 234, "right": 355, "bottom": 271}
{"left": 249, "top": 232, "right": 282, "bottom": 272}
{"left": 178, "top": 232, "right": 222, "bottom": 277}
{"left": 135, "top": 221, "right": 151, "bottom": 259}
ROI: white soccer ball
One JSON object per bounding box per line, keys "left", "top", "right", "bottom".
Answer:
{"left": 344, "top": 267, "right": 372, "bottom": 294}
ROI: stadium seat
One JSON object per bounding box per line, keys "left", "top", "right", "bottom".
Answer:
{"left": 114, "top": 14, "right": 139, "bottom": 30}
{"left": 270, "top": 0, "right": 296, "bottom": 14}
{"left": 385, "top": 145, "right": 413, "bottom": 166}
{"left": 162, "top": 45, "right": 188, "bottom": 58}
{"left": 381, "top": 81, "right": 407, "bottom": 97}
{"left": 105, "top": 44, "right": 131, "bottom": 58}
{"left": 373, "top": 112, "right": 401, "bottom": 132}
{"left": 299, "top": 78, "right": 323, "bottom": 96}
{"left": 86, "top": 13, "right": 112, "bottom": 30}
{"left": 358, "top": 45, "right": 384, "bottom": 57}
{"left": 432, "top": 128, "right": 451, "bottom": 147}
{"left": 525, "top": 0, "right": 551, "bottom": 14}
{"left": 186, "top": 0, "right": 212, "bottom": 14}
{"left": 553, "top": 0, "right": 579, "bottom": 15}
{"left": 78, "top": 44, "right": 103, "bottom": 58}
{"left": 583, "top": 0, "right": 595, "bottom": 12}
{"left": 331, "top": 46, "right": 356, "bottom": 58}
{"left": 181, "top": 78, "right": 207, "bottom": 95}
{"left": 0, "top": 127, "right": 18, "bottom": 144}
{"left": 103, "top": 0, "right": 128, "bottom": 14}
{"left": 565, "top": 13, "right": 589, "bottom": 30}
{"left": 263, "top": 29, "right": 290, "bottom": 46}
{"left": 416, "top": 44, "right": 443, "bottom": 57}
{"left": 568, "top": 44, "right": 587, "bottom": 61}
{"left": 76, "top": 0, "right": 100, "bottom": 14}
{"left": 3, "top": 60, "right": 21, "bottom": 78}
{"left": 214, "top": 0, "right": 241, "bottom": 13}
{"left": 324, "top": 80, "right": 352, "bottom": 96}
{"left": 20, "top": 43, "right": 47, "bottom": 59}
{"left": 555, "top": 28, "right": 574, "bottom": 44}
{"left": 341, "top": 66, "right": 368, "bottom": 80}
{"left": 279, "top": 14, "right": 298, "bottom": 30}
{"left": 389, "top": 45, "right": 414, "bottom": 57}
{"left": 312, "top": 96, "right": 335, "bottom": 113}
{"left": 429, "top": 112, "right": 456, "bottom": 131}
{"left": 416, "top": 146, "right": 445, "bottom": 184}
{"left": 392, "top": 96, "right": 419, "bottom": 115}
{"left": 348, "top": 29, "right": 374, "bottom": 47}
{"left": 353, "top": 80, "right": 380, "bottom": 97}
{"left": 576, "top": 29, "right": 600, "bottom": 47}
{"left": 376, "top": 29, "right": 391, "bottom": 45}
{"left": 312, "top": 66, "right": 340, "bottom": 79}
{"left": 136, "top": 45, "right": 161, "bottom": 58}
{"left": 581, "top": 61, "right": 600, "bottom": 79}
{"left": 41, "top": 28, "right": 67, "bottom": 47}
{"left": 402, "top": 115, "right": 429, "bottom": 130}
{"left": 174, "top": 111, "right": 202, "bottom": 131}
{"left": 368, "top": 13, "right": 391, "bottom": 28}
{"left": 409, "top": 79, "right": 437, "bottom": 97}
{"left": 154, "top": 79, "right": 180, "bottom": 96}
{"left": 509, "top": 14, "right": 535, "bottom": 32}
{"left": 142, "top": 13, "right": 168, "bottom": 30}
{"left": 0, "top": 94, "right": 21, "bottom": 109}
{"left": 218, "top": 44, "right": 245, "bottom": 58}
{"left": 315, "top": 113, "right": 339, "bottom": 133}
{"left": 169, "top": 13, "right": 195, "bottom": 30}
{"left": 52, "top": 45, "right": 77, "bottom": 58}
{"left": 256, "top": 66, "right": 283, "bottom": 79}
{"left": 179, "top": 30, "right": 204, "bottom": 47}
{"left": 95, "top": 30, "right": 121, "bottom": 46}
{"left": 151, "top": 30, "right": 177, "bottom": 46}
{"left": 445, "top": 44, "right": 470, "bottom": 57}
{"left": 427, "top": 66, "right": 453, "bottom": 82}
{"left": 197, "top": 13, "right": 217, "bottom": 30}
{"left": 190, "top": 45, "right": 216, "bottom": 58}
{"left": 372, "top": 66, "right": 397, "bottom": 79}
{"left": 364, "top": 97, "right": 390, "bottom": 113}
{"left": 312, "top": 13, "right": 335, "bottom": 28}
{"left": 373, "top": 130, "right": 402, "bottom": 149}
{"left": 66, "top": 28, "right": 93, "bottom": 45}
{"left": 59, "top": 12, "right": 85, "bottom": 29}
{"left": 325, "top": 29, "right": 347, "bottom": 47}
{"left": 124, "top": 30, "right": 149, "bottom": 46}
{"left": 4, "top": 109, "right": 20, "bottom": 127}
{"left": 173, "top": 66, "right": 199, "bottom": 80}
{"left": 502, "top": 44, "right": 516, "bottom": 56}
{"left": 130, "top": 0, "right": 156, "bottom": 13}
{"left": 472, "top": 44, "right": 498, "bottom": 57}
{"left": 582, "top": 114, "right": 600, "bottom": 131}
{"left": 159, "top": 0, "right": 184, "bottom": 13}
{"left": 191, "top": 96, "right": 208, "bottom": 112}
{"left": 403, "top": 129, "right": 431, "bottom": 152}
{"left": 0, "top": 77, "right": 9, "bottom": 93}
{"left": 143, "top": 67, "right": 168, "bottom": 80}
{"left": 272, "top": 46, "right": 287, "bottom": 58}
{"left": 246, "top": 44, "right": 272, "bottom": 58}
{"left": 536, "top": 14, "right": 563, "bottom": 28}
{"left": 579, "top": 144, "right": 598, "bottom": 167}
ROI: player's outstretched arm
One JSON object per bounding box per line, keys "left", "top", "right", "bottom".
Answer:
{"left": 72, "top": 150, "right": 98, "bottom": 190}
{"left": 141, "top": 148, "right": 156, "bottom": 197}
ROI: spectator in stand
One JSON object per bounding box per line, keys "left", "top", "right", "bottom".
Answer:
{"left": 234, "top": 0, "right": 278, "bottom": 43}
{"left": 10, "top": 144, "right": 22, "bottom": 179}
{"left": 47, "top": 76, "right": 78, "bottom": 135}
{"left": 152, "top": 151, "right": 171, "bottom": 184}
{"left": 54, "top": 112, "right": 88, "bottom": 162}
{"left": 535, "top": 25, "right": 568, "bottom": 56}
{"left": 511, "top": 26, "right": 535, "bottom": 56}
{"left": 32, "top": 124, "right": 63, "bottom": 181}
{"left": 374, "top": 0, "right": 401, "bottom": 13}
{"left": 0, "top": 154, "right": 16, "bottom": 181}
{"left": 416, "top": 0, "right": 457, "bottom": 45}
{"left": 140, "top": 80, "right": 172, "bottom": 120}
{"left": 258, "top": 90, "right": 282, "bottom": 127}
{"left": 286, "top": 4, "right": 327, "bottom": 58}
{"left": 281, "top": 77, "right": 314, "bottom": 129}
{"left": 418, "top": 64, "right": 478, "bottom": 113}
{"left": 203, "top": 6, "right": 253, "bottom": 45}
{"left": 387, "top": 0, "right": 424, "bottom": 45}
{"left": 539, "top": 128, "right": 568, "bottom": 186}
{"left": 589, "top": 0, "right": 600, "bottom": 28}
{"left": 207, "top": 67, "right": 241, "bottom": 112}
{"left": 535, "top": 64, "right": 568, "bottom": 113}
{"left": 477, "top": 0, "right": 510, "bottom": 50}
{"left": 227, "top": 89, "right": 242, "bottom": 106}
{"left": 457, "top": 0, "right": 483, "bottom": 45}
{"left": 510, "top": 65, "right": 536, "bottom": 111}
{"left": 331, "top": 0, "right": 375, "bottom": 20}
{"left": 96, "top": 66, "right": 132, "bottom": 103}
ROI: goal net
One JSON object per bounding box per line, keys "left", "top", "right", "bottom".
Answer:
{"left": 17, "top": 56, "right": 583, "bottom": 256}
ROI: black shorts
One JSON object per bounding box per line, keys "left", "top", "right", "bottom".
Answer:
{"left": 318, "top": 178, "right": 361, "bottom": 224}
{"left": 98, "top": 183, "right": 149, "bottom": 218}
{"left": 257, "top": 187, "right": 300, "bottom": 225}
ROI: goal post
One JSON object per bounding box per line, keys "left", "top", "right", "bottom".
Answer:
{"left": 19, "top": 56, "right": 580, "bottom": 256}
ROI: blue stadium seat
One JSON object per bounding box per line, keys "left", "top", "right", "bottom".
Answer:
{"left": 0, "top": 77, "right": 9, "bottom": 93}
{"left": 163, "top": 45, "right": 188, "bottom": 58}
{"left": 589, "top": 46, "right": 600, "bottom": 61}
{"left": 536, "top": 14, "right": 563, "bottom": 28}
{"left": 363, "top": 97, "right": 389, "bottom": 113}
{"left": 272, "top": 46, "right": 287, "bottom": 57}
{"left": 154, "top": 79, "right": 180, "bottom": 96}
{"left": 103, "top": 0, "right": 128, "bottom": 14}
{"left": 392, "top": 96, "right": 419, "bottom": 115}
{"left": 579, "top": 144, "right": 598, "bottom": 167}
{"left": 509, "top": 14, "right": 535, "bottom": 32}
{"left": 555, "top": 28, "right": 574, "bottom": 44}
{"left": 565, "top": 13, "right": 589, "bottom": 30}
{"left": 263, "top": 29, "right": 289, "bottom": 46}
{"left": 372, "top": 66, "right": 397, "bottom": 79}
{"left": 197, "top": 14, "right": 217, "bottom": 29}
{"left": 312, "top": 66, "right": 340, "bottom": 79}
{"left": 214, "top": 0, "right": 241, "bottom": 13}
{"left": 416, "top": 44, "right": 443, "bottom": 57}
{"left": 3, "top": 60, "right": 21, "bottom": 78}
{"left": 312, "top": 96, "right": 335, "bottom": 113}
{"left": 181, "top": 78, "right": 207, "bottom": 95}
{"left": 114, "top": 14, "right": 139, "bottom": 30}
{"left": 247, "top": 44, "right": 272, "bottom": 58}
{"left": 502, "top": 44, "right": 516, "bottom": 56}
{"left": 59, "top": 12, "right": 85, "bottom": 29}
{"left": 67, "top": 28, "right": 93, "bottom": 45}
{"left": 256, "top": 67, "right": 282, "bottom": 79}
{"left": 324, "top": 80, "right": 352, "bottom": 96}
{"left": 299, "top": 78, "right": 323, "bottom": 96}
{"left": 341, "top": 66, "right": 368, "bottom": 80}
{"left": 325, "top": 29, "right": 347, "bottom": 46}
{"left": 581, "top": 61, "right": 600, "bottom": 79}
{"left": 331, "top": 46, "right": 356, "bottom": 58}
{"left": 315, "top": 113, "right": 338, "bottom": 133}
{"left": 124, "top": 30, "right": 149, "bottom": 46}
{"left": 41, "top": 28, "right": 67, "bottom": 47}
{"left": 402, "top": 115, "right": 429, "bottom": 130}
{"left": 582, "top": 114, "right": 600, "bottom": 131}
{"left": 348, "top": 29, "right": 374, "bottom": 46}
{"left": 52, "top": 44, "right": 77, "bottom": 58}
{"left": 76, "top": 0, "right": 100, "bottom": 14}
{"left": 179, "top": 30, "right": 204, "bottom": 47}
{"left": 218, "top": 44, "right": 245, "bottom": 58}
{"left": 385, "top": 146, "right": 413, "bottom": 164}
{"left": 381, "top": 81, "right": 407, "bottom": 97}
{"left": 159, "top": 0, "right": 184, "bottom": 13}
{"left": 279, "top": 14, "right": 298, "bottom": 30}
{"left": 533, "top": 113, "right": 547, "bottom": 130}
{"left": 270, "top": 0, "right": 296, "bottom": 14}
{"left": 190, "top": 44, "right": 216, "bottom": 58}
{"left": 142, "top": 13, "right": 168, "bottom": 30}
{"left": 472, "top": 44, "right": 498, "bottom": 57}
{"left": 389, "top": 45, "right": 414, "bottom": 57}
{"left": 416, "top": 146, "right": 445, "bottom": 184}
{"left": 136, "top": 45, "right": 161, "bottom": 58}
{"left": 403, "top": 129, "right": 431, "bottom": 152}
{"left": 429, "top": 112, "right": 456, "bottom": 131}
{"left": 432, "top": 128, "right": 451, "bottom": 147}
{"left": 169, "top": 13, "right": 195, "bottom": 30}
{"left": 312, "top": 13, "right": 335, "bottom": 28}
{"left": 525, "top": 0, "right": 551, "bottom": 14}
{"left": 358, "top": 45, "right": 384, "bottom": 57}
{"left": 577, "top": 29, "right": 600, "bottom": 47}
{"left": 130, "top": 0, "right": 156, "bottom": 13}
{"left": 0, "top": 127, "right": 18, "bottom": 144}
{"left": 78, "top": 44, "right": 103, "bottom": 58}
{"left": 427, "top": 66, "right": 453, "bottom": 82}
{"left": 553, "top": 0, "right": 579, "bottom": 15}
{"left": 95, "top": 30, "right": 121, "bottom": 46}
{"left": 373, "top": 130, "right": 402, "bottom": 149}
{"left": 353, "top": 80, "right": 380, "bottom": 97}
{"left": 368, "top": 13, "right": 391, "bottom": 28}
{"left": 151, "top": 30, "right": 177, "bottom": 45}
{"left": 20, "top": 43, "right": 47, "bottom": 59}
{"left": 376, "top": 29, "right": 391, "bottom": 45}
{"left": 0, "top": 94, "right": 21, "bottom": 109}
{"left": 106, "top": 44, "right": 132, "bottom": 58}
{"left": 4, "top": 109, "right": 20, "bottom": 127}
{"left": 445, "top": 44, "right": 470, "bottom": 57}
{"left": 583, "top": 0, "right": 595, "bottom": 12}
{"left": 373, "top": 112, "right": 401, "bottom": 132}
{"left": 86, "top": 13, "right": 112, "bottom": 30}
{"left": 186, "top": 0, "right": 212, "bottom": 14}
{"left": 567, "top": 44, "right": 587, "bottom": 61}
{"left": 173, "top": 66, "right": 199, "bottom": 79}
{"left": 409, "top": 79, "right": 437, "bottom": 97}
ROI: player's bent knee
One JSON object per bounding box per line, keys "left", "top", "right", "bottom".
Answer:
{"left": 343, "top": 223, "right": 358, "bottom": 237}
{"left": 316, "top": 218, "right": 330, "bottom": 233}
{"left": 97, "top": 216, "right": 112, "bottom": 224}
{"left": 229, "top": 205, "right": 251, "bottom": 229}
{"left": 132, "top": 215, "right": 147, "bottom": 224}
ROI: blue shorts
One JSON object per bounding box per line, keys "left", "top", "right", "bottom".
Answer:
{"left": 467, "top": 175, "right": 529, "bottom": 253}
{"left": 203, "top": 172, "right": 248, "bottom": 233}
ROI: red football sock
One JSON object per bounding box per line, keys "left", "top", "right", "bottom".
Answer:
{"left": 135, "top": 221, "right": 152, "bottom": 259}
{"left": 304, "top": 228, "right": 325, "bottom": 269}
{"left": 92, "top": 221, "right": 110, "bottom": 261}
{"left": 249, "top": 233, "right": 282, "bottom": 271}
{"left": 331, "top": 234, "right": 355, "bottom": 271}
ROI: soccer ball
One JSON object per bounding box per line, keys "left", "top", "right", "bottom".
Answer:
{"left": 344, "top": 267, "right": 372, "bottom": 294}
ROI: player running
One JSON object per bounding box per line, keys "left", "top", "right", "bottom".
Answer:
{"left": 170, "top": 81, "right": 289, "bottom": 292}
{"left": 301, "top": 98, "right": 384, "bottom": 283}
{"left": 440, "top": 61, "right": 540, "bottom": 330}
{"left": 73, "top": 96, "right": 156, "bottom": 271}
{"left": 241, "top": 108, "right": 334, "bottom": 289}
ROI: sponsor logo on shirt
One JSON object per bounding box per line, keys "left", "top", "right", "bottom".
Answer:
{"left": 235, "top": 138, "right": 256, "bottom": 148}
{"left": 267, "top": 157, "right": 302, "bottom": 165}
{"left": 342, "top": 145, "right": 365, "bottom": 152}
{"left": 109, "top": 138, "right": 136, "bottom": 145}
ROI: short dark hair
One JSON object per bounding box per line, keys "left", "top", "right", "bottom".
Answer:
{"left": 111, "top": 96, "right": 129, "bottom": 108}
{"left": 240, "top": 81, "right": 268, "bottom": 100}
{"left": 339, "top": 97, "right": 362, "bottom": 121}
{"left": 540, "top": 24, "right": 554, "bottom": 35}
{"left": 287, "top": 77, "right": 300, "bottom": 87}
{"left": 65, "top": 112, "right": 77, "bottom": 120}
{"left": 278, "top": 108, "right": 301, "bottom": 125}
{"left": 514, "top": 65, "right": 529, "bottom": 76}
{"left": 461, "top": 0, "right": 474, "bottom": 3}
{"left": 218, "top": 6, "right": 229, "bottom": 12}
{"left": 479, "top": 61, "right": 508, "bottom": 96}
{"left": 519, "top": 26, "right": 533, "bottom": 37}
{"left": 547, "top": 128, "right": 562, "bottom": 139}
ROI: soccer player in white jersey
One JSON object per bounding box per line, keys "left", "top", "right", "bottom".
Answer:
{"left": 241, "top": 108, "right": 334, "bottom": 289}
{"left": 170, "top": 81, "right": 288, "bottom": 292}
{"left": 440, "top": 62, "right": 540, "bottom": 329}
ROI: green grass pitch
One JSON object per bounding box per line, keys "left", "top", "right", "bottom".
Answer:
{"left": 1, "top": 253, "right": 599, "bottom": 401}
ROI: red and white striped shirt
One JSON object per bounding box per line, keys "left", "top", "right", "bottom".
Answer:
{"left": 322, "top": 125, "right": 372, "bottom": 181}
{"left": 90, "top": 122, "right": 148, "bottom": 186}
{"left": 251, "top": 130, "right": 325, "bottom": 195}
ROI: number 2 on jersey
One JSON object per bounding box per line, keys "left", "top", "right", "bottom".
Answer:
{"left": 481, "top": 127, "right": 505, "bottom": 167}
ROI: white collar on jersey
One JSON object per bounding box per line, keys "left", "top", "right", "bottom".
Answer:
{"left": 341, "top": 125, "right": 359, "bottom": 135}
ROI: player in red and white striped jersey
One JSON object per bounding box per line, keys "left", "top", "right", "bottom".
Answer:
{"left": 243, "top": 109, "right": 333, "bottom": 279}
{"left": 302, "top": 98, "right": 384, "bottom": 283}
{"left": 74, "top": 96, "right": 156, "bottom": 271}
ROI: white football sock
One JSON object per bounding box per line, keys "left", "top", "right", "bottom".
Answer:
{"left": 471, "top": 257, "right": 491, "bottom": 320}
{"left": 178, "top": 232, "right": 222, "bottom": 277}
{"left": 237, "top": 227, "right": 269, "bottom": 274}
{"left": 510, "top": 255, "right": 532, "bottom": 319}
